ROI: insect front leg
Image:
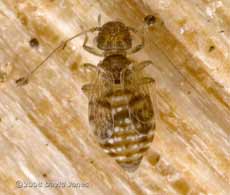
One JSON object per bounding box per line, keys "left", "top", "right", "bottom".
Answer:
{"left": 127, "top": 27, "right": 144, "bottom": 54}
{"left": 83, "top": 34, "right": 103, "bottom": 57}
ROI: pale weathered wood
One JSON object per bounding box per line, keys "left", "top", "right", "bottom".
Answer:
{"left": 0, "top": 0, "right": 229, "bottom": 195}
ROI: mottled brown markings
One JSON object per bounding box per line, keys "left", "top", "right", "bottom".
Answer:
{"left": 29, "top": 38, "right": 39, "bottom": 48}
{"left": 208, "top": 45, "right": 215, "bottom": 52}
{"left": 70, "top": 62, "right": 78, "bottom": 72}
{"left": 106, "top": 89, "right": 132, "bottom": 102}
{"left": 116, "top": 156, "right": 143, "bottom": 164}
{"left": 136, "top": 123, "right": 154, "bottom": 134}
{"left": 15, "top": 77, "right": 29, "bottom": 85}
{"left": 107, "top": 146, "right": 149, "bottom": 157}
{"left": 185, "top": 66, "right": 230, "bottom": 110}
{"left": 148, "top": 12, "right": 230, "bottom": 130}
{"left": 99, "top": 55, "right": 131, "bottom": 82}
{"left": 0, "top": 62, "right": 13, "bottom": 83}
{"left": 130, "top": 95, "right": 154, "bottom": 122}
{"left": 16, "top": 12, "right": 28, "bottom": 26}
{"left": 147, "top": 152, "right": 161, "bottom": 166}
{"left": 113, "top": 109, "right": 129, "bottom": 121}
{"left": 100, "top": 135, "right": 152, "bottom": 147}
{"left": 172, "top": 179, "right": 190, "bottom": 194}
{"left": 90, "top": 160, "right": 94, "bottom": 164}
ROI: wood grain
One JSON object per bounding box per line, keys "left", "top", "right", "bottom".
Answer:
{"left": 0, "top": 0, "right": 229, "bottom": 194}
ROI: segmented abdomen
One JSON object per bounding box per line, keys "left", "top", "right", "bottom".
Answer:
{"left": 98, "top": 89, "right": 155, "bottom": 172}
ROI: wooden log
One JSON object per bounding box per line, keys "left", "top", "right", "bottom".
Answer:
{"left": 0, "top": 0, "right": 229, "bottom": 194}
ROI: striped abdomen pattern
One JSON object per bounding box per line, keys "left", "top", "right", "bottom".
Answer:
{"left": 97, "top": 89, "right": 155, "bottom": 172}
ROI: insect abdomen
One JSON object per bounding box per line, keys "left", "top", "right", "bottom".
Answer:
{"left": 99, "top": 89, "right": 155, "bottom": 172}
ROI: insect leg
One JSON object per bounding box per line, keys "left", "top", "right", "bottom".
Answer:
{"left": 120, "top": 60, "right": 154, "bottom": 88}
{"left": 81, "top": 83, "right": 96, "bottom": 98}
{"left": 81, "top": 63, "right": 98, "bottom": 73}
{"left": 80, "top": 63, "right": 99, "bottom": 82}
{"left": 15, "top": 27, "right": 100, "bottom": 86}
{"left": 137, "top": 77, "right": 155, "bottom": 86}
{"left": 80, "top": 63, "right": 106, "bottom": 76}
{"left": 83, "top": 34, "right": 103, "bottom": 57}
{"left": 132, "top": 60, "right": 153, "bottom": 72}
{"left": 127, "top": 27, "right": 144, "bottom": 54}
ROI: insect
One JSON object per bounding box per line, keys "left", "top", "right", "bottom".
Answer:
{"left": 16, "top": 16, "right": 156, "bottom": 172}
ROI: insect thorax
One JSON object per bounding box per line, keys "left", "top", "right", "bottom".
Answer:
{"left": 99, "top": 54, "right": 131, "bottom": 84}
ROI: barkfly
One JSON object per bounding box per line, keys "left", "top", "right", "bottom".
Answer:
{"left": 16, "top": 15, "right": 157, "bottom": 172}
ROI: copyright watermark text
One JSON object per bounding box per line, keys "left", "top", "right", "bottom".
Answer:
{"left": 16, "top": 180, "right": 89, "bottom": 189}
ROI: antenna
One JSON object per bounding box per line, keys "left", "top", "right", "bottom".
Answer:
{"left": 16, "top": 27, "right": 100, "bottom": 86}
